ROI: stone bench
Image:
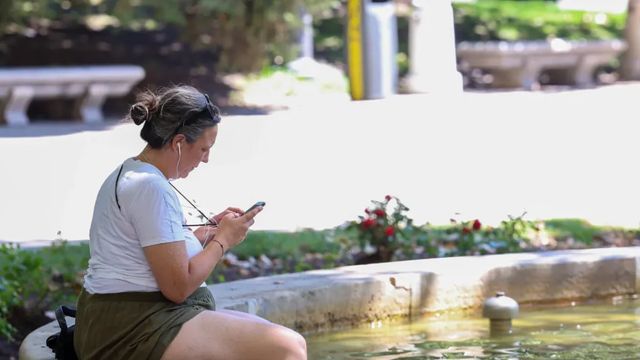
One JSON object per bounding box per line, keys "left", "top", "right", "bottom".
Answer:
{"left": 456, "top": 39, "right": 627, "bottom": 89}
{"left": 0, "top": 65, "right": 145, "bottom": 126}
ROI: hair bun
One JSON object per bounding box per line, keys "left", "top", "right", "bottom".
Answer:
{"left": 130, "top": 103, "right": 150, "bottom": 125}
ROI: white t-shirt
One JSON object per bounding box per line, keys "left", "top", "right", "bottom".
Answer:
{"left": 83, "top": 158, "right": 205, "bottom": 294}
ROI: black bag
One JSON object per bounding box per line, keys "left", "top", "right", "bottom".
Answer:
{"left": 45, "top": 305, "right": 78, "bottom": 360}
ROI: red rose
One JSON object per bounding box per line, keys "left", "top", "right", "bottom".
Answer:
{"left": 373, "top": 209, "right": 386, "bottom": 218}
{"left": 384, "top": 226, "right": 395, "bottom": 236}
{"left": 472, "top": 219, "right": 482, "bottom": 231}
{"left": 361, "top": 218, "right": 376, "bottom": 229}
{"left": 385, "top": 195, "right": 392, "bottom": 201}
{"left": 462, "top": 227, "right": 471, "bottom": 235}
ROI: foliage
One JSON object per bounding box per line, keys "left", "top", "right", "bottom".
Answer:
{"left": 494, "top": 212, "right": 540, "bottom": 252}
{"left": 2, "top": 0, "right": 627, "bottom": 74}
{"left": 0, "top": 241, "right": 88, "bottom": 340}
{"left": 312, "top": 10, "right": 411, "bottom": 74}
{"left": 0, "top": 0, "right": 342, "bottom": 72}
{"left": 0, "top": 243, "right": 44, "bottom": 340}
{"left": 453, "top": 0, "right": 627, "bottom": 42}
{"left": 425, "top": 212, "right": 538, "bottom": 257}
{"left": 341, "top": 197, "right": 544, "bottom": 261}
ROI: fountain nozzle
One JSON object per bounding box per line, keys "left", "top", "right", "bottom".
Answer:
{"left": 482, "top": 291, "right": 519, "bottom": 336}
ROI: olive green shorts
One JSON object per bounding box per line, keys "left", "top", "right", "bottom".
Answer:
{"left": 74, "top": 287, "right": 215, "bottom": 360}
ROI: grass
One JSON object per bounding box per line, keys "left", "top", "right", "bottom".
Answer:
{"left": 542, "top": 218, "right": 637, "bottom": 245}
{"left": 234, "top": 229, "right": 341, "bottom": 259}
{"left": 28, "top": 230, "right": 342, "bottom": 266}
{"left": 30, "top": 218, "right": 636, "bottom": 264}
{"left": 543, "top": 218, "right": 600, "bottom": 244}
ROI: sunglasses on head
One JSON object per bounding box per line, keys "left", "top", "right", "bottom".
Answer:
{"left": 171, "top": 94, "right": 220, "bottom": 138}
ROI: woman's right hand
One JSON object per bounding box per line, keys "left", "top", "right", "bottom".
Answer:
{"left": 214, "top": 206, "right": 263, "bottom": 250}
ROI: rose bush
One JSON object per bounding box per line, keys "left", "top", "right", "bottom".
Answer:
{"left": 345, "top": 195, "right": 438, "bottom": 263}
{"left": 345, "top": 197, "right": 547, "bottom": 262}
{"left": 430, "top": 212, "right": 542, "bottom": 257}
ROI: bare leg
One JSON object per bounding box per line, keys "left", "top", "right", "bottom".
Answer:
{"left": 216, "top": 309, "right": 272, "bottom": 324}
{"left": 161, "top": 310, "right": 307, "bottom": 360}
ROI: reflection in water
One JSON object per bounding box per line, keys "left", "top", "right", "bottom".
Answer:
{"left": 307, "top": 296, "right": 640, "bottom": 359}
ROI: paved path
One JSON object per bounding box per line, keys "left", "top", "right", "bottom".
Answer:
{"left": 2, "top": 83, "right": 640, "bottom": 243}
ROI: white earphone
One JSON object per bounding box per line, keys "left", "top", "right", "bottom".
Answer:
{"left": 172, "top": 142, "right": 182, "bottom": 180}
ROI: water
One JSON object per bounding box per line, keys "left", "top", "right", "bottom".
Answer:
{"left": 306, "top": 296, "right": 640, "bottom": 359}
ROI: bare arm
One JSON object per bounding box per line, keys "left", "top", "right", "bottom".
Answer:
{"left": 144, "top": 206, "right": 262, "bottom": 303}
{"left": 143, "top": 239, "right": 223, "bottom": 303}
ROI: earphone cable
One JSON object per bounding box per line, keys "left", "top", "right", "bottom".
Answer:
{"left": 168, "top": 182, "right": 217, "bottom": 227}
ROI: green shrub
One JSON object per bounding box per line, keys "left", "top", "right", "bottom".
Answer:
{"left": 453, "top": 0, "right": 626, "bottom": 42}
{"left": 0, "top": 241, "right": 88, "bottom": 340}
{"left": 0, "top": 243, "right": 45, "bottom": 340}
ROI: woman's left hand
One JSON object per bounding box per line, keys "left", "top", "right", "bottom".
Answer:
{"left": 211, "top": 207, "right": 243, "bottom": 224}
{"left": 194, "top": 225, "right": 218, "bottom": 245}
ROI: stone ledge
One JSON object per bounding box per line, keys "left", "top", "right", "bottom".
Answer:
{"left": 20, "top": 247, "right": 640, "bottom": 359}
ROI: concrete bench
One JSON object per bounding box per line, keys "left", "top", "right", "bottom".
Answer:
{"left": 456, "top": 39, "right": 627, "bottom": 89}
{"left": 0, "top": 65, "right": 145, "bottom": 126}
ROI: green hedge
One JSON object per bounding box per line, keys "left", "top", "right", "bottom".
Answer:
{"left": 0, "top": 242, "right": 87, "bottom": 340}
{"left": 454, "top": 0, "right": 627, "bottom": 42}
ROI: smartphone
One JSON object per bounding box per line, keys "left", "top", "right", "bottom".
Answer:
{"left": 245, "top": 201, "right": 266, "bottom": 214}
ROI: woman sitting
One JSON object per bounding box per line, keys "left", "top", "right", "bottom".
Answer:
{"left": 74, "top": 85, "right": 307, "bottom": 360}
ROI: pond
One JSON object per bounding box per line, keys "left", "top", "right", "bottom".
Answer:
{"left": 306, "top": 295, "right": 640, "bottom": 359}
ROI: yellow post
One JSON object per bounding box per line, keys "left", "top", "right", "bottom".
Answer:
{"left": 347, "top": 0, "right": 365, "bottom": 100}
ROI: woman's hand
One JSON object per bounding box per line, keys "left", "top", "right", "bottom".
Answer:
{"left": 214, "top": 206, "right": 263, "bottom": 250}
{"left": 193, "top": 225, "right": 217, "bottom": 245}
{"left": 210, "top": 207, "right": 244, "bottom": 225}
{"left": 192, "top": 207, "right": 242, "bottom": 245}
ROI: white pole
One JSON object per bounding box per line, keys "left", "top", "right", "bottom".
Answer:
{"left": 300, "top": 8, "right": 314, "bottom": 59}
{"left": 404, "top": 0, "right": 463, "bottom": 94}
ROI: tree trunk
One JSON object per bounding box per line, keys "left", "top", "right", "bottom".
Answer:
{"left": 620, "top": 0, "right": 640, "bottom": 80}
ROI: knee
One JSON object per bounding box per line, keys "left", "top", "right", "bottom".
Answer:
{"left": 270, "top": 326, "right": 307, "bottom": 360}
{"left": 291, "top": 331, "right": 307, "bottom": 360}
